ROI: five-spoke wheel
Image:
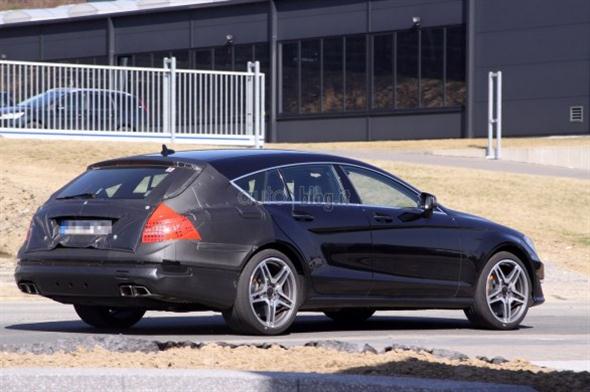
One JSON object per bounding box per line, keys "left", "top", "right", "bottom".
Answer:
{"left": 223, "top": 249, "right": 301, "bottom": 335}
{"left": 249, "top": 257, "right": 298, "bottom": 329}
{"left": 465, "top": 251, "right": 532, "bottom": 330}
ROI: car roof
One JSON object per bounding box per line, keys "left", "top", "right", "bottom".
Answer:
{"left": 91, "top": 148, "right": 379, "bottom": 180}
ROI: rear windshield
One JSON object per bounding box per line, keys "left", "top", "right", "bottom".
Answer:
{"left": 56, "top": 167, "right": 174, "bottom": 200}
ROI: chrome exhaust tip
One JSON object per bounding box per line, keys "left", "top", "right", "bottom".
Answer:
{"left": 119, "top": 285, "right": 152, "bottom": 297}
{"left": 18, "top": 282, "right": 39, "bottom": 295}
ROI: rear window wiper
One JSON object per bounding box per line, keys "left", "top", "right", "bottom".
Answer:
{"left": 57, "top": 192, "right": 96, "bottom": 200}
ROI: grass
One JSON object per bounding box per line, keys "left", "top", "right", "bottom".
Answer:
{"left": 0, "top": 0, "right": 84, "bottom": 11}
{"left": 0, "top": 138, "right": 587, "bottom": 277}
{"left": 272, "top": 136, "right": 590, "bottom": 152}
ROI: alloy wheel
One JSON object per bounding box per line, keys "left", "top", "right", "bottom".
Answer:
{"left": 248, "top": 257, "right": 297, "bottom": 329}
{"left": 485, "top": 259, "right": 529, "bottom": 324}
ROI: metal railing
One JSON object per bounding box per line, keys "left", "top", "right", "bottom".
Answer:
{"left": 0, "top": 59, "right": 265, "bottom": 147}
{"left": 487, "top": 70, "right": 502, "bottom": 160}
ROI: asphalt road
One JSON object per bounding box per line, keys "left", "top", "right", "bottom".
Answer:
{"left": 1, "top": 299, "right": 588, "bottom": 371}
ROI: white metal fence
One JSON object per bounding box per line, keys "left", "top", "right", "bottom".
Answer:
{"left": 0, "top": 59, "right": 265, "bottom": 147}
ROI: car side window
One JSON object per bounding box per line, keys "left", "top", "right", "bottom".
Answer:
{"left": 234, "top": 169, "right": 290, "bottom": 202}
{"left": 341, "top": 165, "right": 417, "bottom": 209}
{"left": 279, "top": 164, "right": 348, "bottom": 204}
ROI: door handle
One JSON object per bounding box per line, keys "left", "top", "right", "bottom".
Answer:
{"left": 292, "top": 211, "right": 315, "bottom": 222}
{"left": 373, "top": 212, "right": 393, "bottom": 223}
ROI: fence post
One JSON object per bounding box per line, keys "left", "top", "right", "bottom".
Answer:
{"left": 253, "top": 61, "right": 263, "bottom": 149}
{"left": 246, "top": 61, "right": 254, "bottom": 145}
{"left": 163, "top": 57, "right": 170, "bottom": 137}
{"left": 495, "top": 71, "right": 502, "bottom": 160}
{"left": 487, "top": 71, "right": 502, "bottom": 160}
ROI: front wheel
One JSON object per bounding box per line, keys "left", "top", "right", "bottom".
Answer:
{"left": 74, "top": 305, "right": 145, "bottom": 329}
{"left": 464, "top": 251, "right": 531, "bottom": 330}
{"left": 223, "top": 249, "right": 301, "bottom": 335}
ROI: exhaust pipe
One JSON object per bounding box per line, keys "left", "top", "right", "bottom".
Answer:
{"left": 119, "top": 285, "right": 152, "bottom": 297}
{"left": 18, "top": 282, "right": 39, "bottom": 295}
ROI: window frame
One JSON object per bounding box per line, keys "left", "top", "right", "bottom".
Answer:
{"left": 277, "top": 24, "right": 465, "bottom": 119}
{"left": 337, "top": 164, "right": 419, "bottom": 210}
{"left": 230, "top": 162, "right": 432, "bottom": 212}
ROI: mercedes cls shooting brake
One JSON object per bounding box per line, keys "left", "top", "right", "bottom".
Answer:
{"left": 16, "top": 148, "right": 544, "bottom": 335}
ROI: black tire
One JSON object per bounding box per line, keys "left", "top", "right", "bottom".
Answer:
{"left": 223, "top": 249, "right": 302, "bottom": 335}
{"left": 464, "top": 251, "right": 531, "bottom": 330}
{"left": 324, "top": 308, "right": 375, "bottom": 324}
{"left": 118, "top": 125, "right": 135, "bottom": 132}
{"left": 74, "top": 305, "right": 145, "bottom": 329}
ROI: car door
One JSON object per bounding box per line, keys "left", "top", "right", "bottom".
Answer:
{"left": 338, "top": 165, "right": 462, "bottom": 298}
{"left": 235, "top": 164, "right": 374, "bottom": 297}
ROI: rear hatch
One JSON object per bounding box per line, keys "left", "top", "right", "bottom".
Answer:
{"left": 24, "top": 162, "right": 199, "bottom": 254}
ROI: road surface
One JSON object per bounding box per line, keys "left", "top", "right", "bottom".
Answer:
{"left": 1, "top": 299, "right": 588, "bottom": 371}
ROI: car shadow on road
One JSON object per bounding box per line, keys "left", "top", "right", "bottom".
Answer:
{"left": 5, "top": 313, "right": 531, "bottom": 336}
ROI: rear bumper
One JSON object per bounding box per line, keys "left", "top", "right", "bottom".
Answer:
{"left": 15, "top": 261, "right": 238, "bottom": 311}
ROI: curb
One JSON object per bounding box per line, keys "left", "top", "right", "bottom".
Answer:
{"left": 0, "top": 368, "right": 535, "bottom": 391}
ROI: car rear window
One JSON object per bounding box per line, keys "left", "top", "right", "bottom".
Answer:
{"left": 56, "top": 167, "right": 175, "bottom": 200}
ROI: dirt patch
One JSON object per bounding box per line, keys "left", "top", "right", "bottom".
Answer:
{"left": 1, "top": 342, "right": 588, "bottom": 392}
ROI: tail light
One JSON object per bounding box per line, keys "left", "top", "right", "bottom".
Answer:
{"left": 142, "top": 203, "right": 201, "bottom": 243}
{"left": 139, "top": 98, "right": 149, "bottom": 114}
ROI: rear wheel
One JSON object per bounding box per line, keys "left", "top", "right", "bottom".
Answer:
{"left": 74, "top": 305, "right": 145, "bottom": 329}
{"left": 324, "top": 308, "right": 375, "bottom": 324}
{"left": 223, "top": 249, "right": 301, "bottom": 335}
{"left": 464, "top": 251, "right": 531, "bottom": 330}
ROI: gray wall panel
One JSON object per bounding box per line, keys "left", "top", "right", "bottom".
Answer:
{"left": 473, "top": 0, "right": 590, "bottom": 137}
{"left": 115, "top": 12, "right": 190, "bottom": 53}
{"left": 476, "top": 0, "right": 590, "bottom": 32}
{"left": 191, "top": 3, "right": 267, "bottom": 47}
{"left": 371, "top": 0, "right": 463, "bottom": 33}
{"left": 277, "top": 0, "right": 367, "bottom": 40}
{"left": 42, "top": 21, "right": 106, "bottom": 60}
{"left": 473, "top": 96, "right": 589, "bottom": 137}
{"left": 475, "top": 24, "right": 590, "bottom": 67}
{"left": 473, "top": 61, "right": 590, "bottom": 103}
{"left": 275, "top": 112, "right": 462, "bottom": 142}
{"left": 370, "top": 112, "right": 463, "bottom": 140}
{"left": 0, "top": 26, "right": 40, "bottom": 61}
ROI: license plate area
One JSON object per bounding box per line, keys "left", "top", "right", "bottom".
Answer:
{"left": 59, "top": 220, "right": 112, "bottom": 236}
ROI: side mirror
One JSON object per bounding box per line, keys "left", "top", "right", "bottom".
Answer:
{"left": 419, "top": 192, "right": 438, "bottom": 217}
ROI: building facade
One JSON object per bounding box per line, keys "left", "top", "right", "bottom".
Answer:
{"left": 0, "top": 0, "right": 588, "bottom": 142}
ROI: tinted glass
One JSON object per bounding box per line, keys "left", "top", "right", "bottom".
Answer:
{"left": 301, "top": 40, "right": 321, "bottom": 113}
{"left": 396, "top": 30, "right": 419, "bottom": 109}
{"left": 234, "top": 169, "right": 289, "bottom": 203}
{"left": 234, "top": 45, "right": 253, "bottom": 71}
{"left": 281, "top": 42, "right": 299, "bottom": 114}
{"left": 345, "top": 36, "right": 367, "bottom": 111}
{"left": 280, "top": 165, "right": 347, "bottom": 204}
{"left": 322, "top": 37, "right": 344, "bottom": 112}
{"left": 421, "top": 28, "right": 444, "bottom": 107}
{"left": 194, "top": 49, "right": 213, "bottom": 70}
{"left": 57, "top": 167, "right": 172, "bottom": 200}
{"left": 254, "top": 43, "right": 270, "bottom": 111}
{"left": 214, "top": 46, "right": 233, "bottom": 71}
{"left": 446, "top": 26, "right": 466, "bottom": 106}
{"left": 342, "top": 166, "right": 417, "bottom": 209}
{"left": 171, "top": 50, "right": 190, "bottom": 69}
{"left": 134, "top": 53, "right": 153, "bottom": 67}
{"left": 18, "top": 90, "right": 65, "bottom": 108}
{"left": 373, "top": 34, "right": 394, "bottom": 109}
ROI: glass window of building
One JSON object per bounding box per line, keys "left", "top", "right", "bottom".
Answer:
{"left": 345, "top": 35, "right": 367, "bottom": 111}
{"left": 396, "top": 30, "right": 419, "bottom": 109}
{"left": 420, "top": 28, "right": 444, "bottom": 108}
{"left": 301, "top": 39, "right": 321, "bottom": 113}
{"left": 194, "top": 49, "right": 213, "bottom": 70}
{"left": 281, "top": 42, "right": 299, "bottom": 114}
{"left": 214, "top": 46, "right": 233, "bottom": 71}
{"left": 322, "top": 37, "right": 344, "bottom": 112}
{"left": 373, "top": 33, "right": 394, "bottom": 109}
{"left": 445, "top": 26, "right": 466, "bottom": 106}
